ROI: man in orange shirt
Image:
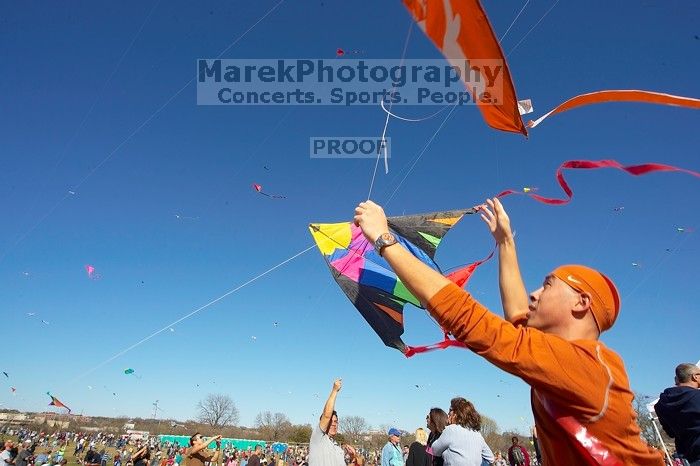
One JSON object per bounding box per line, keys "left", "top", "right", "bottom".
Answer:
{"left": 354, "top": 198, "right": 663, "bottom": 466}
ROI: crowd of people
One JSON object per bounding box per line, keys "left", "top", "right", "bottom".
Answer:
{"left": 307, "top": 379, "right": 540, "bottom": 466}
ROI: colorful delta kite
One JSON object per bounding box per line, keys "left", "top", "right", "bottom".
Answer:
{"left": 47, "top": 392, "right": 71, "bottom": 413}
{"left": 402, "top": 0, "right": 527, "bottom": 135}
{"left": 252, "top": 183, "right": 286, "bottom": 199}
{"left": 310, "top": 209, "right": 491, "bottom": 356}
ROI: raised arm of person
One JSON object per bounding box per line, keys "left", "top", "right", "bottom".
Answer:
{"left": 479, "top": 198, "right": 529, "bottom": 324}
{"left": 132, "top": 446, "right": 148, "bottom": 461}
{"left": 319, "top": 379, "right": 342, "bottom": 432}
{"left": 189, "top": 436, "right": 221, "bottom": 456}
{"left": 210, "top": 439, "right": 222, "bottom": 464}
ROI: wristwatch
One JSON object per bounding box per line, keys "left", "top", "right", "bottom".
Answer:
{"left": 374, "top": 232, "right": 397, "bottom": 256}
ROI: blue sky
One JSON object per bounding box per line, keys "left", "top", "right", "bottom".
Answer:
{"left": 1, "top": 0, "right": 699, "bottom": 436}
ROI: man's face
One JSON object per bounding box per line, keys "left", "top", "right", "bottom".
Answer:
{"left": 511, "top": 438, "right": 518, "bottom": 446}
{"left": 527, "top": 275, "right": 581, "bottom": 332}
{"left": 192, "top": 435, "right": 205, "bottom": 448}
{"left": 390, "top": 435, "right": 400, "bottom": 445}
{"left": 328, "top": 415, "right": 338, "bottom": 437}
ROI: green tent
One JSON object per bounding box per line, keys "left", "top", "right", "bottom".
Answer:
{"left": 158, "top": 435, "right": 265, "bottom": 451}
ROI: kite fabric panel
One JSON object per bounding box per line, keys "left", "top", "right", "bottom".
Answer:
{"left": 309, "top": 208, "right": 479, "bottom": 354}
{"left": 527, "top": 90, "right": 700, "bottom": 128}
{"left": 402, "top": 0, "right": 527, "bottom": 136}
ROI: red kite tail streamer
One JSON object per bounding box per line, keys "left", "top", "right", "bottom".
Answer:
{"left": 402, "top": 0, "right": 527, "bottom": 136}
{"left": 528, "top": 90, "right": 700, "bottom": 128}
{"left": 497, "top": 159, "right": 700, "bottom": 205}
{"left": 403, "top": 250, "right": 494, "bottom": 358}
{"left": 404, "top": 334, "right": 468, "bottom": 357}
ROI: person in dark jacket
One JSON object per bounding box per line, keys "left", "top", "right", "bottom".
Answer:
{"left": 406, "top": 428, "right": 429, "bottom": 466}
{"left": 426, "top": 408, "right": 448, "bottom": 466}
{"left": 654, "top": 363, "right": 700, "bottom": 464}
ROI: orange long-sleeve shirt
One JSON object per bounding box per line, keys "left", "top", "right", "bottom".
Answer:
{"left": 427, "top": 283, "right": 664, "bottom": 466}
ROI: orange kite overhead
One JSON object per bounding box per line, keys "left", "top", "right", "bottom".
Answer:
{"left": 403, "top": 0, "right": 527, "bottom": 136}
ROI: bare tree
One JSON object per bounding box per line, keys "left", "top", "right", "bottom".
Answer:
{"left": 480, "top": 415, "right": 501, "bottom": 451}
{"left": 633, "top": 393, "right": 669, "bottom": 448}
{"left": 196, "top": 394, "right": 239, "bottom": 427}
{"left": 255, "top": 411, "right": 292, "bottom": 441}
{"left": 339, "top": 416, "right": 368, "bottom": 444}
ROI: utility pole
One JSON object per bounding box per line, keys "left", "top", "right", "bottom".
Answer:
{"left": 152, "top": 400, "right": 161, "bottom": 420}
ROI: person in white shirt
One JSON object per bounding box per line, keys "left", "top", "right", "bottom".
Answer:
{"left": 430, "top": 397, "right": 493, "bottom": 466}
{"left": 308, "top": 379, "right": 359, "bottom": 466}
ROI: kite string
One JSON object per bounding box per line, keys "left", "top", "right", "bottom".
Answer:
{"left": 623, "top": 233, "right": 691, "bottom": 301}
{"left": 507, "top": 0, "right": 560, "bottom": 57}
{"left": 379, "top": 100, "right": 450, "bottom": 122}
{"left": 0, "top": 0, "right": 163, "bottom": 263}
{"left": 384, "top": 103, "right": 459, "bottom": 206}
{"left": 367, "top": 20, "right": 414, "bottom": 200}
{"left": 499, "top": 0, "right": 532, "bottom": 42}
{"left": 66, "top": 243, "right": 315, "bottom": 385}
{"left": 0, "top": 0, "right": 287, "bottom": 265}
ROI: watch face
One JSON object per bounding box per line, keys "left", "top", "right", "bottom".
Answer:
{"left": 381, "top": 233, "right": 393, "bottom": 241}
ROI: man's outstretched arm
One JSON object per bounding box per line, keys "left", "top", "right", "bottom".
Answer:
{"left": 354, "top": 201, "right": 449, "bottom": 305}
{"left": 479, "top": 198, "right": 529, "bottom": 323}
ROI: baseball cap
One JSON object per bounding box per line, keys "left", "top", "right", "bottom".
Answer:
{"left": 387, "top": 428, "right": 401, "bottom": 436}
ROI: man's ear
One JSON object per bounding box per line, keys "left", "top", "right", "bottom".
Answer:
{"left": 573, "top": 292, "right": 592, "bottom": 313}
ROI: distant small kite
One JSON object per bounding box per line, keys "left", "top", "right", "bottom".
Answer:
{"left": 517, "top": 99, "right": 534, "bottom": 115}
{"left": 252, "top": 183, "right": 286, "bottom": 199}
{"left": 614, "top": 206, "right": 625, "bottom": 212}
{"left": 41, "top": 320, "right": 49, "bottom": 325}
{"left": 2, "top": 372, "right": 8, "bottom": 378}
{"left": 85, "top": 265, "right": 100, "bottom": 280}
{"left": 47, "top": 392, "right": 71, "bottom": 413}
